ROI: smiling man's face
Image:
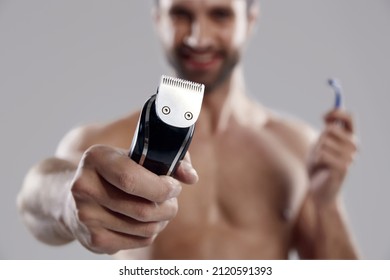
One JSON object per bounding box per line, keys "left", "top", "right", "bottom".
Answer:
{"left": 155, "top": 0, "right": 256, "bottom": 92}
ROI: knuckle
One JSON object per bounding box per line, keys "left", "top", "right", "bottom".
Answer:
{"left": 165, "top": 198, "right": 179, "bottom": 219}
{"left": 89, "top": 231, "right": 107, "bottom": 251}
{"left": 141, "top": 222, "right": 161, "bottom": 237}
{"left": 71, "top": 177, "right": 97, "bottom": 201}
{"left": 71, "top": 177, "right": 88, "bottom": 199}
{"left": 157, "top": 198, "right": 179, "bottom": 221}
{"left": 106, "top": 248, "right": 120, "bottom": 255}
{"left": 76, "top": 208, "right": 89, "bottom": 224}
{"left": 154, "top": 178, "right": 179, "bottom": 203}
{"left": 133, "top": 203, "right": 153, "bottom": 222}
{"left": 138, "top": 236, "right": 156, "bottom": 247}
{"left": 77, "top": 208, "right": 96, "bottom": 227}
{"left": 88, "top": 230, "right": 118, "bottom": 254}
{"left": 82, "top": 145, "right": 101, "bottom": 165}
{"left": 117, "top": 171, "right": 136, "bottom": 192}
{"left": 82, "top": 144, "right": 114, "bottom": 167}
{"left": 155, "top": 188, "right": 171, "bottom": 203}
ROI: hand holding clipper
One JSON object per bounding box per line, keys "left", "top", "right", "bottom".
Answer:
{"left": 129, "top": 75, "right": 204, "bottom": 176}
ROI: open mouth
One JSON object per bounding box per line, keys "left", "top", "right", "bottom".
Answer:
{"left": 180, "top": 50, "right": 222, "bottom": 71}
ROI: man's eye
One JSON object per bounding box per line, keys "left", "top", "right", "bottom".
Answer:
{"left": 210, "top": 9, "right": 233, "bottom": 21}
{"left": 170, "top": 8, "right": 192, "bottom": 21}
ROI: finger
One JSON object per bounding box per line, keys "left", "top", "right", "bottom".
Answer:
{"left": 322, "top": 125, "right": 358, "bottom": 152}
{"left": 77, "top": 202, "right": 169, "bottom": 238}
{"left": 86, "top": 226, "right": 156, "bottom": 254}
{"left": 173, "top": 152, "right": 199, "bottom": 185}
{"left": 313, "top": 149, "right": 350, "bottom": 174}
{"left": 324, "top": 109, "right": 355, "bottom": 133}
{"left": 100, "top": 209, "right": 169, "bottom": 237}
{"left": 71, "top": 162, "right": 106, "bottom": 202}
{"left": 97, "top": 187, "right": 179, "bottom": 222}
{"left": 73, "top": 169, "right": 179, "bottom": 222}
{"left": 317, "top": 137, "right": 356, "bottom": 164}
{"left": 82, "top": 145, "right": 182, "bottom": 203}
{"left": 74, "top": 202, "right": 159, "bottom": 253}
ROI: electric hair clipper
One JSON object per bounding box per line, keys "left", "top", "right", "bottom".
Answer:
{"left": 129, "top": 75, "right": 205, "bottom": 176}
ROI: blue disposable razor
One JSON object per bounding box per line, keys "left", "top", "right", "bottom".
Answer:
{"left": 328, "top": 78, "right": 343, "bottom": 109}
{"left": 129, "top": 75, "right": 205, "bottom": 176}
{"left": 328, "top": 78, "right": 347, "bottom": 128}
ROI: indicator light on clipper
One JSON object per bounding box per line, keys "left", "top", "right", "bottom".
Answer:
{"left": 129, "top": 75, "right": 205, "bottom": 176}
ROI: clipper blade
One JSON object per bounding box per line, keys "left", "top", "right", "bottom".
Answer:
{"left": 161, "top": 75, "right": 205, "bottom": 93}
{"left": 156, "top": 75, "right": 204, "bottom": 128}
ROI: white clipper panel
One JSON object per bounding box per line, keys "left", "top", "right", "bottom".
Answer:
{"left": 156, "top": 75, "right": 205, "bottom": 128}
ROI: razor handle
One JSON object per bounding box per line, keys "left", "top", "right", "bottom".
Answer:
{"left": 129, "top": 94, "right": 195, "bottom": 176}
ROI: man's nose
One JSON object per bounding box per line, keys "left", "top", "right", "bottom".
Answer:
{"left": 184, "top": 18, "right": 214, "bottom": 50}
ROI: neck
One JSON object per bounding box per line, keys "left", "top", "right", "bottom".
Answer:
{"left": 199, "top": 65, "right": 249, "bottom": 134}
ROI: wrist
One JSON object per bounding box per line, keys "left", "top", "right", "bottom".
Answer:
{"left": 310, "top": 192, "right": 343, "bottom": 213}
{"left": 59, "top": 190, "right": 77, "bottom": 242}
{"left": 62, "top": 183, "right": 94, "bottom": 250}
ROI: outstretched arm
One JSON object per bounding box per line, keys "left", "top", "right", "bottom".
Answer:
{"left": 17, "top": 157, "right": 78, "bottom": 245}
{"left": 17, "top": 124, "right": 198, "bottom": 255}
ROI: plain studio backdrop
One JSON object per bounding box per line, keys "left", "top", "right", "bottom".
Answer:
{"left": 0, "top": 0, "right": 389, "bottom": 259}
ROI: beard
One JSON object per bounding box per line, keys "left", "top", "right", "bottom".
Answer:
{"left": 166, "top": 45, "right": 240, "bottom": 94}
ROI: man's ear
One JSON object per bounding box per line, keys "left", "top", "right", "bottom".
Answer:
{"left": 247, "top": 1, "right": 260, "bottom": 36}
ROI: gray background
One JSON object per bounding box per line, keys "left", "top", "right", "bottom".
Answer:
{"left": 0, "top": 0, "right": 389, "bottom": 259}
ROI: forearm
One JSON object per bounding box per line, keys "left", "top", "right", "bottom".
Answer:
{"left": 313, "top": 198, "right": 359, "bottom": 259}
{"left": 295, "top": 195, "right": 359, "bottom": 259}
{"left": 17, "top": 157, "right": 77, "bottom": 245}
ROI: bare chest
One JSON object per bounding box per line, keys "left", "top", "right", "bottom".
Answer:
{"left": 151, "top": 132, "right": 307, "bottom": 259}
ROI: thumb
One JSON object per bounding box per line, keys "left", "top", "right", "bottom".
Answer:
{"left": 173, "top": 152, "right": 199, "bottom": 185}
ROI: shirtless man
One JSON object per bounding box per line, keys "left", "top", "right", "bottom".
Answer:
{"left": 17, "top": 0, "right": 359, "bottom": 259}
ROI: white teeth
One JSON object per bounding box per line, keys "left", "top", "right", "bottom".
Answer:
{"left": 190, "top": 54, "right": 214, "bottom": 63}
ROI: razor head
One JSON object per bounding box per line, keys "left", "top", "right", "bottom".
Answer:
{"left": 328, "top": 78, "right": 342, "bottom": 92}
{"left": 328, "top": 78, "right": 343, "bottom": 109}
{"left": 156, "top": 75, "right": 205, "bottom": 128}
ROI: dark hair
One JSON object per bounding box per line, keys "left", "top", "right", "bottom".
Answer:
{"left": 154, "top": 0, "right": 257, "bottom": 12}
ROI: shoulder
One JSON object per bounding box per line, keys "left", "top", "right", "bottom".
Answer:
{"left": 55, "top": 113, "right": 140, "bottom": 163}
{"left": 264, "top": 109, "right": 319, "bottom": 162}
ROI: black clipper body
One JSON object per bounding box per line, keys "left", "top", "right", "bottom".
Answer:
{"left": 129, "top": 76, "right": 204, "bottom": 176}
